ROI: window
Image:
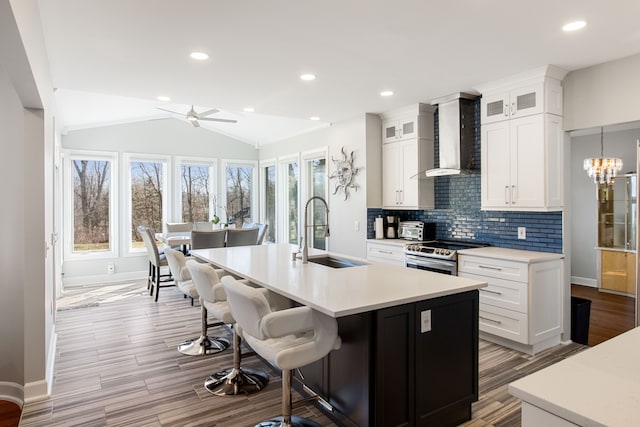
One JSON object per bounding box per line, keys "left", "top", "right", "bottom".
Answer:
{"left": 279, "top": 156, "right": 299, "bottom": 244}
{"left": 303, "top": 149, "right": 328, "bottom": 250}
{"left": 261, "top": 161, "right": 277, "bottom": 243}
{"left": 222, "top": 160, "right": 257, "bottom": 228}
{"left": 126, "top": 154, "right": 169, "bottom": 251}
{"left": 65, "top": 152, "right": 117, "bottom": 258}
{"left": 177, "top": 159, "right": 216, "bottom": 223}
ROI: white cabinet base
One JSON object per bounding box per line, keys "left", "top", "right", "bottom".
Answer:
{"left": 480, "top": 331, "right": 560, "bottom": 356}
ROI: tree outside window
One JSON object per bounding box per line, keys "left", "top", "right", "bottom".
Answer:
{"left": 131, "top": 161, "right": 163, "bottom": 246}
{"left": 264, "top": 165, "right": 276, "bottom": 243}
{"left": 309, "top": 158, "right": 327, "bottom": 249}
{"left": 72, "top": 159, "right": 110, "bottom": 252}
{"left": 286, "top": 162, "right": 299, "bottom": 244}
{"left": 226, "top": 165, "right": 253, "bottom": 228}
{"left": 181, "top": 164, "right": 210, "bottom": 222}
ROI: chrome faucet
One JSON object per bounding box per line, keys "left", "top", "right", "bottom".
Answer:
{"left": 302, "top": 196, "right": 330, "bottom": 263}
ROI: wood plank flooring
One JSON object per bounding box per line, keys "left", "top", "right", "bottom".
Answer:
{"left": 14, "top": 281, "right": 588, "bottom": 427}
{"left": 571, "top": 284, "right": 636, "bottom": 346}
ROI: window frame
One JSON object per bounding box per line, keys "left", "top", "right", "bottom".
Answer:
{"left": 259, "top": 158, "right": 277, "bottom": 244}
{"left": 278, "top": 153, "right": 301, "bottom": 245}
{"left": 220, "top": 158, "right": 258, "bottom": 226}
{"left": 301, "top": 147, "right": 329, "bottom": 250}
{"left": 123, "top": 152, "right": 171, "bottom": 256}
{"left": 63, "top": 149, "right": 119, "bottom": 260}
{"left": 174, "top": 156, "right": 218, "bottom": 223}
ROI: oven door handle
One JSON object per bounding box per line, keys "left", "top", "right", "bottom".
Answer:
{"left": 406, "top": 257, "right": 455, "bottom": 269}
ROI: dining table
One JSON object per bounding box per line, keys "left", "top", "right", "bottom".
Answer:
{"left": 155, "top": 231, "right": 191, "bottom": 254}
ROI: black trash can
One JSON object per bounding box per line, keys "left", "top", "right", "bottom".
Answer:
{"left": 571, "top": 296, "right": 591, "bottom": 345}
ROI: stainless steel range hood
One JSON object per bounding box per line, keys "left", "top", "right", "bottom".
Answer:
{"left": 423, "top": 92, "right": 479, "bottom": 177}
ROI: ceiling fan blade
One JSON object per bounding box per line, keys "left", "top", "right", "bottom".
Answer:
{"left": 198, "top": 117, "right": 238, "bottom": 123}
{"left": 156, "top": 107, "right": 186, "bottom": 117}
{"left": 192, "top": 119, "right": 200, "bottom": 128}
{"left": 197, "top": 108, "right": 219, "bottom": 117}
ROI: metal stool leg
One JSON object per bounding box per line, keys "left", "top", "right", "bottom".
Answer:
{"left": 204, "top": 327, "right": 269, "bottom": 396}
{"left": 253, "top": 369, "right": 321, "bottom": 427}
{"left": 178, "top": 304, "right": 230, "bottom": 356}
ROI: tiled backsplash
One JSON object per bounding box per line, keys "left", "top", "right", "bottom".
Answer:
{"left": 368, "top": 99, "right": 563, "bottom": 253}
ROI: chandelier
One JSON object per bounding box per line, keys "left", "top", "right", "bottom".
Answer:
{"left": 583, "top": 127, "right": 623, "bottom": 185}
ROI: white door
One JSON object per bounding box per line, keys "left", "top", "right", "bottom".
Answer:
{"left": 482, "top": 121, "right": 511, "bottom": 208}
{"left": 383, "top": 142, "right": 401, "bottom": 207}
{"left": 511, "top": 115, "right": 545, "bottom": 208}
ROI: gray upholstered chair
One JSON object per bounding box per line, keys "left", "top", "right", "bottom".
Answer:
{"left": 191, "top": 229, "right": 227, "bottom": 250}
{"left": 165, "top": 222, "right": 193, "bottom": 232}
{"left": 221, "top": 276, "right": 341, "bottom": 426}
{"left": 186, "top": 260, "right": 269, "bottom": 393}
{"left": 243, "top": 222, "right": 268, "bottom": 245}
{"left": 164, "top": 247, "right": 198, "bottom": 305}
{"left": 138, "top": 225, "right": 174, "bottom": 301}
{"left": 226, "top": 227, "right": 259, "bottom": 247}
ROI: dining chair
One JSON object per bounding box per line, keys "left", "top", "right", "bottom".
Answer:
{"left": 242, "top": 222, "right": 268, "bottom": 245}
{"left": 191, "top": 229, "right": 227, "bottom": 250}
{"left": 165, "top": 222, "right": 193, "bottom": 233}
{"left": 226, "top": 227, "right": 259, "bottom": 247}
{"left": 137, "top": 225, "right": 175, "bottom": 302}
{"left": 164, "top": 247, "right": 198, "bottom": 305}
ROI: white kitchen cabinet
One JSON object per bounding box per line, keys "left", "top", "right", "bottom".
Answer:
{"left": 381, "top": 104, "right": 434, "bottom": 144}
{"left": 366, "top": 240, "right": 406, "bottom": 266}
{"left": 458, "top": 248, "right": 563, "bottom": 355}
{"left": 382, "top": 138, "right": 434, "bottom": 209}
{"left": 481, "top": 80, "right": 562, "bottom": 125}
{"left": 481, "top": 113, "right": 563, "bottom": 211}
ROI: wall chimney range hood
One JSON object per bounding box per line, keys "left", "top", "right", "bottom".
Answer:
{"left": 423, "top": 92, "right": 479, "bottom": 177}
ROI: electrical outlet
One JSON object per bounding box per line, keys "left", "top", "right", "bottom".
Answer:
{"left": 518, "top": 227, "right": 526, "bottom": 240}
{"left": 107, "top": 262, "right": 115, "bottom": 274}
{"left": 420, "top": 310, "right": 432, "bottom": 333}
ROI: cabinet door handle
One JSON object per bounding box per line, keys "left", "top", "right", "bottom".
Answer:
{"left": 480, "top": 316, "right": 503, "bottom": 325}
{"left": 395, "top": 190, "right": 399, "bottom": 204}
{"left": 511, "top": 185, "right": 516, "bottom": 204}
{"left": 504, "top": 103, "right": 509, "bottom": 117}
{"left": 479, "top": 264, "right": 503, "bottom": 271}
{"left": 399, "top": 189, "right": 403, "bottom": 204}
{"left": 480, "top": 288, "right": 503, "bottom": 295}
{"left": 505, "top": 186, "right": 509, "bottom": 204}
{"left": 511, "top": 102, "right": 516, "bottom": 116}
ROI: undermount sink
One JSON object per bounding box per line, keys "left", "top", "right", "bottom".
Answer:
{"left": 308, "top": 255, "right": 366, "bottom": 269}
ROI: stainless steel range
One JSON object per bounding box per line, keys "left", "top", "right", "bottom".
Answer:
{"left": 404, "top": 240, "right": 488, "bottom": 275}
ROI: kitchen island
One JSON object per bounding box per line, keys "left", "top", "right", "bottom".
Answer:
{"left": 192, "top": 244, "right": 487, "bottom": 426}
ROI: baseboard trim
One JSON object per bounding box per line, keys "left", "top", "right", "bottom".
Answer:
{"left": 571, "top": 276, "right": 597, "bottom": 287}
{"left": 23, "top": 380, "right": 49, "bottom": 404}
{"left": 62, "top": 271, "right": 146, "bottom": 287}
{"left": 0, "top": 382, "right": 24, "bottom": 407}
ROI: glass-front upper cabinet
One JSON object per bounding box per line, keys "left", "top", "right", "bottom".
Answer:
{"left": 598, "top": 173, "right": 637, "bottom": 250}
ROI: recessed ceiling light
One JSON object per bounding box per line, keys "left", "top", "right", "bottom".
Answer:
{"left": 157, "top": 96, "right": 171, "bottom": 102}
{"left": 243, "top": 107, "right": 255, "bottom": 113}
{"left": 380, "top": 90, "right": 394, "bottom": 97}
{"left": 190, "top": 51, "right": 209, "bottom": 60}
{"left": 309, "top": 116, "right": 320, "bottom": 121}
{"left": 563, "top": 21, "right": 586, "bottom": 32}
{"left": 300, "top": 74, "right": 316, "bottom": 81}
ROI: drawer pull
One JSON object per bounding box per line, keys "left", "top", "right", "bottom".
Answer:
{"left": 480, "top": 288, "right": 503, "bottom": 295}
{"left": 479, "top": 264, "right": 502, "bottom": 271}
{"left": 479, "top": 316, "right": 502, "bottom": 325}
{"left": 378, "top": 250, "right": 393, "bottom": 255}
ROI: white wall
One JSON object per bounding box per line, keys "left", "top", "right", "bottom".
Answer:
{"left": 260, "top": 114, "right": 381, "bottom": 258}
{"left": 61, "top": 119, "right": 258, "bottom": 282}
{"left": 564, "top": 53, "right": 640, "bottom": 131}
{"left": 570, "top": 128, "right": 640, "bottom": 286}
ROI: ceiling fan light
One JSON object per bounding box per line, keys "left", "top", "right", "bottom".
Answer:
{"left": 187, "top": 115, "right": 198, "bottom": 121}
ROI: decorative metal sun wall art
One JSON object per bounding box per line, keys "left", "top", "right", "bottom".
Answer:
{"left": 329, "top": 146, "right": 361, "bottom": 200}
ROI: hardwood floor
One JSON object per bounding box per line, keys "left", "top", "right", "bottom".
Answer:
{"left": 13, "top": 281, "right": 589, "bottom": 426}
{"left": 571, "top": 284, "right": 636, "bottom": 346}
{"left": 0, "top": 401, "right": 21, "bottom": 427}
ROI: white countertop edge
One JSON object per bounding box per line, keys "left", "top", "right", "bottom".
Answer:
{"left": 458, "top": 246, "right": 564, "bottom": 263}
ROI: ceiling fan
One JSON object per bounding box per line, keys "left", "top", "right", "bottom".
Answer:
{"left": 157, "top": 105, "right": 237, "bottom": 127}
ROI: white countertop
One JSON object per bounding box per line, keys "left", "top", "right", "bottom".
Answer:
{"left": 191, "top": 244, "right": 486, "bottom": 318}
{"left": 458, "top": 246, "right": 564, "bottom": 263}
{"left": 509, "top": 326, "right": 640, "bottom": 427}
